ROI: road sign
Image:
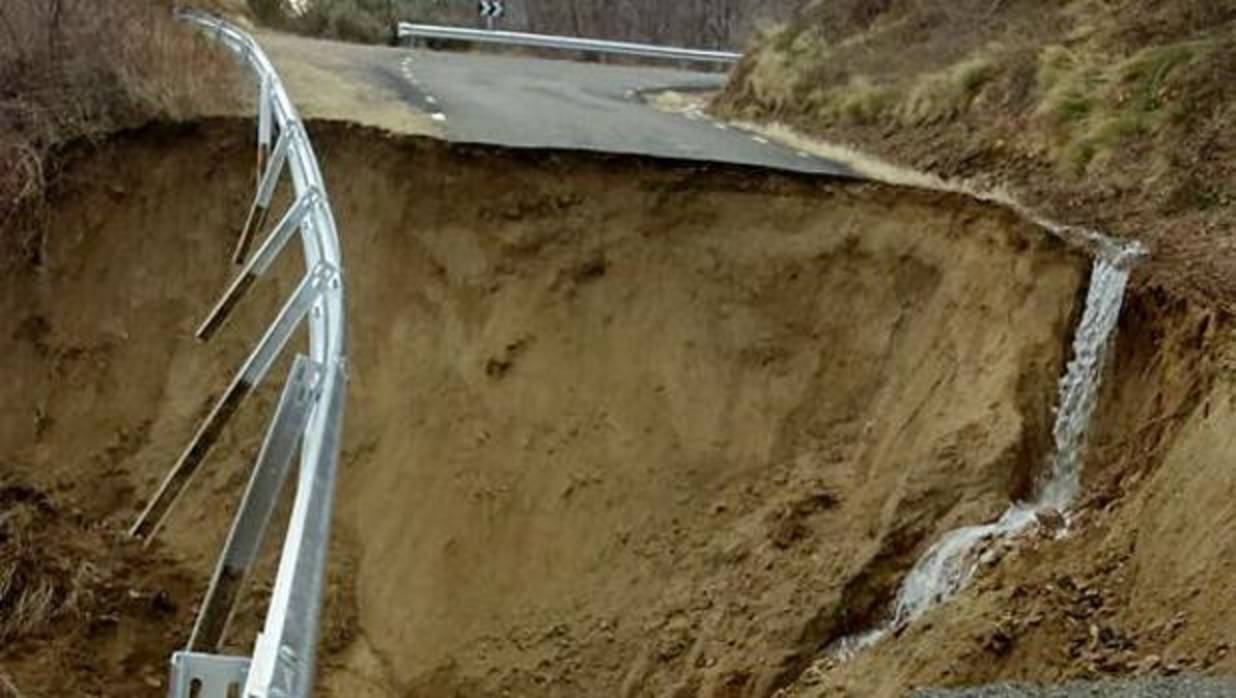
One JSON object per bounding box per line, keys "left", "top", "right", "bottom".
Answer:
{"left": 479, "top": 0, "right": 503, "bottom": 18}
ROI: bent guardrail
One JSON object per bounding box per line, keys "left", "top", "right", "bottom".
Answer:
{"left": 130, "top": 10, "right": 347, "bottom": 698}
{"left": 396, "top": 22, "right": 742, "bottom": 64}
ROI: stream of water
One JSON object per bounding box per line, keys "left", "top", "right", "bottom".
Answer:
{"left": 832, "top": 244, "right": 1141, "bottom": 659}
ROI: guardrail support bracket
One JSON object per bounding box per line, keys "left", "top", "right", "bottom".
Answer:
{"left": 168, "top": 652, "right": 250, "bottom": 698}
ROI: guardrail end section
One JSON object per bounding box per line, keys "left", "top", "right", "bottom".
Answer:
{"left": 168, "top": 652, "right": 250, "bottom": 698}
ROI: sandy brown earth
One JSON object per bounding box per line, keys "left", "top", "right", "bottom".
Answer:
{"left": 0, "top": 119, "right": 1231, "bottom": 697}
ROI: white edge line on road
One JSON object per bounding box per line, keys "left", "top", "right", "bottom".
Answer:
{"left": 713, "top": 122, "right": 728, "bottom": 130}
{"left": 431, "top": 112, "right": 447, "bottom": 122}
{"left": 751, "top": 136, "right": 769, "bottom": 145}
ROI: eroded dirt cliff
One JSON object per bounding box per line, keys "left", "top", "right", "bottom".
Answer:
{"left": 1, "top": 120, "right": 1227, "bottom": 698}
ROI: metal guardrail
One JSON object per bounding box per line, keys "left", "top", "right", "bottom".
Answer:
{"left": 130, "top": 10, "right": 347, "bottom": 698}
{"left": 396, "top": 22, "right": 742, "bottom": 64}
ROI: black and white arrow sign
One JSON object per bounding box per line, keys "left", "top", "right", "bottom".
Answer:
{"left": 479, "top": 0, "right": 504, "bottom": 18}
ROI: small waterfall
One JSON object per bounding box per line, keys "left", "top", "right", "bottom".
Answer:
{"left": 831, "top": 243, "right": 1141, "bottom": 658}
{"left": 1037, "top": 255, "right": 1134, "bottom": 509}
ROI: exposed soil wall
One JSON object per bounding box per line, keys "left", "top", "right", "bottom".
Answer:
{"left": 3, "top": 119, "right": 1218, "bottom": 698}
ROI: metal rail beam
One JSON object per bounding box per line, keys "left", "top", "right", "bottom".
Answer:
{"left": 396, "top": 22, "right": 742, "bottom": 64}
{"left": 149, "top": 11, "right": 349, "bottom": 698}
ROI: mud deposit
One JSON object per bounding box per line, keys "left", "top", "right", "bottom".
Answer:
{"left": 2, "top": 120, "right": 1226, "bottom": 697}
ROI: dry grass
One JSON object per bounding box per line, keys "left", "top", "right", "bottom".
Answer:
{"left": 897, "top": 50, "right": 999, "bottom": 125}
{"left": 1037, "top": 39, "right": 1216, "bottom": 175}
{"left": 739, "top": 38, "right": 1001, "bottom": 129}
{"left": 0, "top": 487, "right": 91, "bottom": 644}
{"left": 818, "top": 75, "right": 895, "bottom": 126}
{"left": 708, "top": 116, "right": 1133, "bottom": 260}
{"left": 0, "top": 0, "right": 242, "bottom": 268}
{"left": 0, "top": 673, "right": 25, "bottom": 698}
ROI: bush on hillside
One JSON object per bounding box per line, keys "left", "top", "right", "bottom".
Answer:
{"left": 0, "top": 0, "right": 239, "bottom": 269}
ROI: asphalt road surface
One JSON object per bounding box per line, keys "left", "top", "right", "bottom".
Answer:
{"left": 259, "top": 33, "right": 850, "bottom": 176}
{"left": 396, "top": 48, "right": 850, "bottom": 175}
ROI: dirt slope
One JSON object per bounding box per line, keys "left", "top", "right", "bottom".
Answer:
{"left": 1, "top": 119, "right": 1230, "bottom": 698}
{"left": 0, "top": 119, "right": 1086, "bottom": 696}
{"left": 317, "top": 125, "right": 1084, "bottom": 698}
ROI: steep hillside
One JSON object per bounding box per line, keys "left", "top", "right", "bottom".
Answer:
{"left": 717, "top": 0, "right": 1236, "bottom": 312}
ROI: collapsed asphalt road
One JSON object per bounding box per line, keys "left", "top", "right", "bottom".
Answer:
{"left": 258, "top": 30, "right": 850, "bottom": 175}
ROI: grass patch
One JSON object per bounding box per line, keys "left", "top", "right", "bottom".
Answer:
{"left": 897, "top": 50, "right": 999, "bottom": 125}
{"left": 796, "top": 47, "right": 998, "bottom": 129}
{"left": 805, "top": 75, "right": 897, "bottom": 126}
{"left": 0, "top": 486, "right": 91, "bottom": 643}
{"left": 1037, "top": 39, "right": 1215, "bottom": 175}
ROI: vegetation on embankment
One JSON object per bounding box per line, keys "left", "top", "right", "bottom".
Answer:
{"left": 716, "top": 0, "right": 1236, "bottom": 310}
{"left": 0, "top": 0, "right": 241, "bottom": 270}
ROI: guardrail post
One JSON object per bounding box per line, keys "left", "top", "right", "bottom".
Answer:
{"left": 198, "top": 189, "right": 320, "bottom": 342}
{"left": 236, "top": 127, "right": 292, "bottom": 265}
{"left": 189, "top": 355, "right": 321, "bottom": 653}
{"left": 129, "top": 266, "right": 333, "bottom": 543}
{"left": 257, "top": 74, "right": 273, "bottom": 183}
{"left": 244, "top": 360, "right": 346, "bottom": 698}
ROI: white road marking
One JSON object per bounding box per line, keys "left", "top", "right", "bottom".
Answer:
{"left": 797, "top": 151, "right": 812, "bottom": 158}
{"left": 751, "top": 136, "right": 769, "bottom": 145}
{"left": 713, "top": 122, "right": 728, "bottom": 130}
{"left": 431, "top": 112, "right": 447, "bottom": 122}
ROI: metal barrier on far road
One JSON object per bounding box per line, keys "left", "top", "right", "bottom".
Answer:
{"left": 396, "top": 22, "right": 743, "bottom": 65}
